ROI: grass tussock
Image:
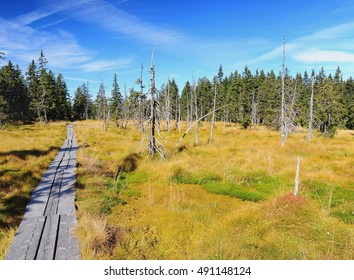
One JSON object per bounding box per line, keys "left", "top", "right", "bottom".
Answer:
{"left": 73, "top": 120, "right": 353, "bottom": 259}
{"left": 75, "top": 213, "right": 124, "bottom": 259}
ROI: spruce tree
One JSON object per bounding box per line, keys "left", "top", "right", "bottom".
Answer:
{"left": 0, "top": 61, "right": 29, "bottom": 123}
{"left": 180, "top": 81, "right": 192, "bottom": 122}
{"left": 110, "top": 73, "right": 122, "bottom": 124}
{"left": 344, "top": 77, "right": 354, "bottom": 129}
{"left": 73, "top": 86, "right": 86, "bottom": 120}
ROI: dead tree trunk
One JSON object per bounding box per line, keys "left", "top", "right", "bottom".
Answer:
{"left": 176, "top": 106, "right": 224, "bottom": 147}
{"left": 138, "top": 63, "right": 144, "bottom": 132}
{"left": 166, "top": 78, "right": 170, "bottom": 132}
{"left": 149, "top": 44, "right": 158, "bottom": 155}
{"left": 308, "top": 65, "right": 315, "bottom": 141}
{"left": 281, "top": 38, "right": 286, "bottom": 147}
{"left": 186, "top": 88, "right": 190, "bottom": 125}
{"left": 178, "top": 94, "right": 181, "bottom": 132}
{"left": 193, "top": 78, "right": 198, "bottom": 145}
{"left": 210, "top": 79, "right": 217, "bottom": 142}
{"left": 190, "top": 87, "right": 193, "bottom": 126}
{"left": 149, "top": 66, "right": 157, "bottom": 155}
{"left": 103, "top": 106, "right": 110, "bottom": 131}
{"left": 175, "top": 91, "right": 180, "bottom": 131}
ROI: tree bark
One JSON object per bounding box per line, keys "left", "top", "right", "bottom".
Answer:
{"left": 308, "top": 66, "right": 315, "bottom": 141}
{"left": 281, "top": 38, "right": 286, "bottom": 146}
{"left": 210, "top": 80, "right": 217, "bottom": 142}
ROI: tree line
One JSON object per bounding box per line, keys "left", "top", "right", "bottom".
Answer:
{"left": 0, "top": 51, "right": 71, "bottom": 127}
{"left": 1, "top": 51, "right": 353, "bottom": 137}
{"left": 92, "top": 64, "right": 353, "bottom": 138}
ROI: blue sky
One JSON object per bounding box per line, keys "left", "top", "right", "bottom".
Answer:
{"left": 2, "top": 0, "right": 354, "bottom": 98}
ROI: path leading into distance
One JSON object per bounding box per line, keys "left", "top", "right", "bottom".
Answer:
{"left": 6, "top": 124, "right": 80, "bottom": 260}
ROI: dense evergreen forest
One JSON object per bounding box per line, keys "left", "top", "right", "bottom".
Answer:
{"left": 1, "top": 51, "right": 353, "bottom": 136}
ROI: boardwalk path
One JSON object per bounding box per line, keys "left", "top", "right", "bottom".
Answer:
{"left": 6, "top": 124, "right": 80, "bottom": 260}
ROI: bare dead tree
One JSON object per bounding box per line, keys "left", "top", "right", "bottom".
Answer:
{"left": 178, "top": 93, "right": 181, "bottom": 132}
{"left": 192, "top": 76, "right": 198, "bottom": 145}
{"left": 189, "top": 85, "right": 194, "bottom": 126}
{"left": 149, "top": 58, "right": 157, "bottom": 155}
{"left": 308, "top": 63, "right": 316, "bottom": 141}
{"left": 175, "top": 90, "right": 180, "bottom": 131}
{"left": 210, "top": 78, "right": 218, "bottom": 142}
{"left": 281, "top": 37, "right": 287, "bottom": 146}
{"left": 166, "top": 78, "right": 171, "bottom": 132}
{"left": 280, "top": 37, "right": 297, "bottom": 146}
{"left": 186, "top": 86, "right": 190, "bottom": 125}
{"left": 148, "top": 42, "right": 166, "bottom": 157}
{"left": 103, "top": 105, "right": 110, "bottom": 131}
{"left": 176, "top": 106, "right": 227, "bottom": 147}
{"left": 137, "top": 63, "right": 145, "bottom": 132}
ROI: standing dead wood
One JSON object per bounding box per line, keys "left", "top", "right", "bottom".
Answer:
{"left": 308, "top": 63, "right": 316, "bottom": 141}
{"left": 176, "top": 106, "right": 226, "bottom": 147}
{"left": 210, "top": 79, "right": 218, "bottom": 142}
{"left": 166, "top": 78, "right": 170, "bottom": 132}
{"left": 149, "top": 44, "right": 157, "bottom": 155}
{"left": 281, "top": 37, "right": 286, "bottom": 147}
{"left": 175, "top": 91, "right": 180, "bottom": 131}
{"left": 178, "top": 93, "right": 181, "bottom": 132}
{"left": 138, "top": 63, "right": 145, "bottom": 132}
{"left": 294, "top": 156, "right": 300, "bottom": 196}
{"left": 192, "top": 77, "right": 198, "bottom": 145}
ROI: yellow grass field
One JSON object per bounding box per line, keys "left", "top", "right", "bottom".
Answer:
{"left": 0, "top": 121, "right": 353, "bottom": 259}
{"left": 73, "top": 120, "right": 353, "bottom": 260}
{"left": 0, "top": 122, "right": 66, "bottom": 258}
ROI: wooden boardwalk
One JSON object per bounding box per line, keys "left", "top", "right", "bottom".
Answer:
{"left": 5, "top": 124, "right": 80, "bottom": 260}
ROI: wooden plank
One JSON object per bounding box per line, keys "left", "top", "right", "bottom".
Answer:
{"left": 24, "top": 217, "right": 47, "bottom": 260}
{"left": 57, "top": 157, "right": 77, "bottom": 215}
{"left": 43, "top": 170, "right": 63, "bottom": 216}
{"left": 67, "top": 214, "right": 80, "bottom": 260}
{"left": 35, "top": 215, "right": 60, "bottom": 260}
{"left": 5, "top": 216, "right": 46, "bottom": 260}
{"left": 55, "top": 214, "right": 68, "bottom": 260}
{"left": 55, "top": 214, "right": 79, "bottom": 260}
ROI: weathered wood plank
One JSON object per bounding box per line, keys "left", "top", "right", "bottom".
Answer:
{"left": 36, "top": 215, "right": 60, "bottom": 260}
{"left": 55, "top": 214, "right": 79, "bottom": 260}
{"left": 5, "top": 216, "right": 45, "bottom": 260}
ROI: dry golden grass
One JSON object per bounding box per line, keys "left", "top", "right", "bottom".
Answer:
{"left": 74, "top": 120, "right": 353, "bottom": 260}
{"left": 0, "top": 122, "right": 67, "bottom": 259}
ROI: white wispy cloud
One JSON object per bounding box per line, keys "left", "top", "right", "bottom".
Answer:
{"left": 65, "top": 76, "right": 100, "bottom": 83}
{"left": 0, "top": 17, "right": 92, "bottom": 68}
{"left": 79, "top": 57, "right": 135, "bottom": 72}
{"left": 294, "top": 49, "right": 354, "bottom": 63}
{"left": 11, "top": 0, "right": 89, "bottom": 25}
{"left": 0, "top": 7, "right": 136, "bottom": 73}
{"left": 236, "top": 21, "right": 354, "bottom": 74}
{"left": 298, "top": 22, "right": 354, "bottom": 41}
{"left": 65, "top": 0, "right": 184, "bottom": 46}
{"left": 37, "top": 18, "right": 69, "bottom": 30}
